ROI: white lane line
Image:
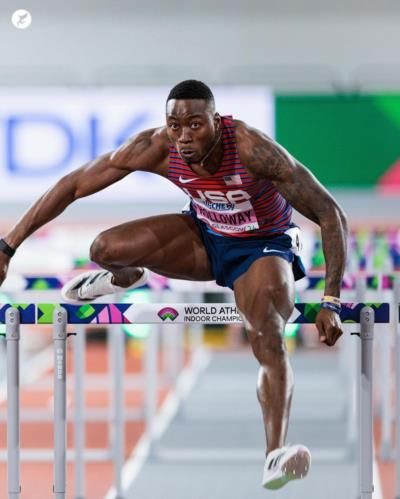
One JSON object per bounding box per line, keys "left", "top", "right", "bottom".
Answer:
{"left": 104, "top": 348, "right": 212, "bottom": 499}
{"left": 373, "top": 455, "right": 383, "bottom": 499}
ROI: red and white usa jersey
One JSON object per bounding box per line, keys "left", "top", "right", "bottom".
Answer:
{"left": 168, "top": 116, "right": 293, "bottom": 238}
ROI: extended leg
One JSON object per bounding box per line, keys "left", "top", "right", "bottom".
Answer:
{"left": 234, "top": 256, "right": 294, "bottom": 454}
{"left": 234, "top": 256, "right": 310, "bottom": 490}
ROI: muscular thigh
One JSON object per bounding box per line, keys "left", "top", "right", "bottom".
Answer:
{"left": 97, "top": 213, "right": 213, "bottom": 281}
{"left": 233, "top": 256, "right": 295, "bottom": 331}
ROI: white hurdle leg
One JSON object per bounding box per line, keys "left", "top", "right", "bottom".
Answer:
{"left": 73, "top": 326, "right": 86, "bottom": 499}
{"left": 349, "top": 277, "right": 366, "bottom": 466}
{"left": 345, "top": 326, "right": 359, "bottom": 458}
{"left": 53, "top": 307, "right": 68, "bottom": 499}
{"left": 145, "top": 323, "right": 160, "bottom": 449}
{"left": 164, "top": 325, "right": 182, "bottom": 384}
{"left": 359, "top": 306, "right": 375, "bottom": 499}
{"left": 6, "top": 308, "right": 21, "bottom": 499}
{"left": 109, "top": 324, "right": 125, "bottom": 499}
{"left": 380, "top": 286, "right": 393, "bottom": 460}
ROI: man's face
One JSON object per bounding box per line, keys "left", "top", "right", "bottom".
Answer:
{"left": 166, "top": 99, "right": 219, "bottom": 164}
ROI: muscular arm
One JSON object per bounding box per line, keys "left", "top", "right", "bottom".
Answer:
{"left": 238, "top": 123, "right": 348, "bottom": 298}
{"left": 4, "top": 127, "right": 169, "bottom": 250}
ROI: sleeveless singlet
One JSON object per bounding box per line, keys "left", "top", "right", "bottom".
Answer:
{"left": 168, "top": 116, "right": 293, "bottom": 238}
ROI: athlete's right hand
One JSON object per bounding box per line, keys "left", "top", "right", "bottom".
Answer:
{"left": 0, "top": 253, "right": 10, "bottom": 287}
{"left": 315, "top": 308, "right": 343, "bottom": 346}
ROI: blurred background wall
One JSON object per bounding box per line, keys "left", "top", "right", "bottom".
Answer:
{"left": 1, "top": 0, "right": 400, "bottom": 224}
{"left": 1, "top": 0, "right": 400, "bottom": 90}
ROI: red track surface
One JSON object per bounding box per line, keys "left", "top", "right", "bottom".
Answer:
{"left": 375, "top": 418, "right": 396, "bottom": 499}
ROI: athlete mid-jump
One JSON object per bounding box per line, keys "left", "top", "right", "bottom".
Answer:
{"left": 0, "top": 80, "right": 347, "bottom": 490}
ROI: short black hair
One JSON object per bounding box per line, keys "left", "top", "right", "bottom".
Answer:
{"left": 167, "top": 80, "right": 215, "bottom": 107}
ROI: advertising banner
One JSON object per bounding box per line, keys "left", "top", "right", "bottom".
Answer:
{"left": 276, "top": 93, "right": 400, "bottom": 190}
{"left": 0, "top": 86, "right": 274, "bottom": 203}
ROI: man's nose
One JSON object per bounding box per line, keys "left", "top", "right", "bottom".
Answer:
{"left": 179, "top": 127, "right": 192, "bottom": 143}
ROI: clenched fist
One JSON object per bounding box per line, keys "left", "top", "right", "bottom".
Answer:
{"left": 315, "top": 308, "right": 343, "bottom": 346}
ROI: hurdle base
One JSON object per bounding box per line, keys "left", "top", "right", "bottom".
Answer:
{"left": 360, "top": 484, "right": 374, "bottom": 499}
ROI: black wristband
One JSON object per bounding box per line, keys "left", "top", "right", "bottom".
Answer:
{"left": 0, "top": 238, "right": 16, "bottom": 258}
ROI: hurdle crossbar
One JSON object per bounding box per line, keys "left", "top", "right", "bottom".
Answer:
{"left": 0, "top": 302, "right": 391, "bottom": 324}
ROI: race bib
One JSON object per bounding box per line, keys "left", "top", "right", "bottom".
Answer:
{"left": 191, "top": 189, "right": 260, "bottom": 234}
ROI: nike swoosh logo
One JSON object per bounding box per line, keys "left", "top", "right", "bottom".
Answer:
{"left": 179, "top": 176, "right": 198, "bottom": 184}
{"left": 263, "top": 248, "right": 286, "bottom": 254}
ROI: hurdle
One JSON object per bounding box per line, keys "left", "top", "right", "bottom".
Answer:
{"left": 0, "top": 292, "right": 189, "bottom": 499}
{"left": 298, "top": 272, "right": 398, "bottom": 462}
{"left": 0, "top": 301, "right": 390, "bottom": 499}
{"left": 1, "top": 270, "right": 397, "bottom": 462}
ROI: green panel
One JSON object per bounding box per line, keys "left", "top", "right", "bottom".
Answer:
{"left": 275, "top": 94, "right": 400, "bottom": 187}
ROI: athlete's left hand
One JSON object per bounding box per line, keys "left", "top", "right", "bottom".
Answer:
{"left": 315, "top": 309, "right": 343, "bottom": 346}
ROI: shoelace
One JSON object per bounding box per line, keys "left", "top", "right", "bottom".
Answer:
{"left": 78, "top": 272, "right": 111, "bottom": 298}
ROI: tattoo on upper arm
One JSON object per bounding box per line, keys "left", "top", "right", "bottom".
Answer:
{"left": 248, "top": 134, "right": 335, "bottom": 224}
{"left": 251, "top": 139, "right": 293, "bottom": 182}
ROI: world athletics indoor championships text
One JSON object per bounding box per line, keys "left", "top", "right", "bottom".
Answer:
{"left": 182, "top": 305, "right": 242, "bottom": 322}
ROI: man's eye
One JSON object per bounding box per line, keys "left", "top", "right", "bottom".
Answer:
{"left": 169, "top": 123, "right": 179, "bottom": 130}
{"left": 191, "top": 122, "right": 200, "bottom": 129}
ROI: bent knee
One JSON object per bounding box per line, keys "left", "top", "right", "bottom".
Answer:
{"left": 90, "top": 232, "right": 115, "bottom": 265}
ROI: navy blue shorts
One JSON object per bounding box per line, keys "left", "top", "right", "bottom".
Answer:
{"left": 188, "top": 210, "right": 306, "bottom": 290}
